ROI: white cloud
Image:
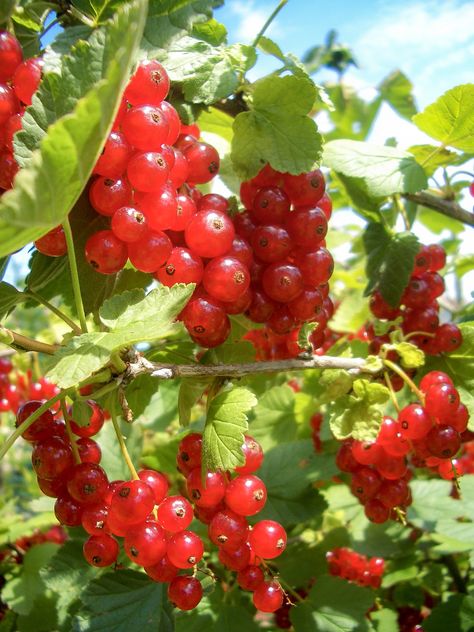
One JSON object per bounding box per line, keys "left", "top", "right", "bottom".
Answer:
{"left": 230, "top": 1, "right": 282, "bottom": 42}
{"left": 352, "top": 0, "right": 474, "bottom": 105}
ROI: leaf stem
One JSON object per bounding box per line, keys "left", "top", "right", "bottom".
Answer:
{"left": 26, "top": 290, "right": 82, "bottom": 335}
{"left": 392, "top": 195, "right": 410, "bottom": 230}
{"left": 441, "top": 554, "right": 467, "bottom": 594}
{"left": 383, "top": 371, "right": 400, "bottom": 413}
{"left": 251, "top": 0, "right": 288, "bottom": 48}
{"left": 383, "top": 358, "right": 424, "bottom": 404}
{"left": 62, "top": 216, "right": 88, "bottom": 333}
{"left": 1, "top": 327, "right": 58, "bottom": 355}
{"left": 0, "top": 388, "right": 72, "bottom": 461}
{"left": 60, "top": 399, "right": 81, "bottom": 464}
{"left": 110, "top": 409, "right": 139, "bottom": 480}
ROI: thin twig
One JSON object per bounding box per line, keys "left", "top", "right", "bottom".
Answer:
{"left": 403, "top": 192, "right": 474, "bottom": 227}
{"left": 0, "top": 327, "right": 58, "bottom": 355}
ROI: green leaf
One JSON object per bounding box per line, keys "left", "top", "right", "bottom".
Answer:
{"left": 423, "top": 322, "right": 474, "bottom": 422}
{"left": 0, "top": 0, "right": 16, "bottom": 24}
{"left": 324, "top": 140, "right": 428, "bottom": 197}
{"left": 412, "top": 84, "right": 474, "bottom": 152}
{"left": 198, "top": 106, "right": 234, "bottom": 143}
{"left": 329, "top": 379, "right": 390, "bottom": 441}
{"left": 97, "top": 418, "right": 143, "bottom": 481}
{"left": 257, "top": 35, "right": 309, "bottom": 78}
{"left": 160, "top": 35, "right": 256, "bottom": 104}
{"left": 0, "top": 0, "right": 147, "bottom": 258}
{"left": 333, "top": 173, "right": 383, "bottom": 223}
{"left": 378, "top": 70, "right": 417, "bottom": 121}
{"left": 46, "top": 285, "right": 193, "bottom": 389}
{"left": 392, "top": 341, "right": 425, "bottom": 369}
{"left": 1, "top": 543, "right": 59, "bottom": 616}
{"left": 178, "top": 377, "right": 212, "bottom": 426}
{"left": 290, "top": 575, "right": 374, "bottom": 632}
{"left": 73, "top": 569, "right": 169, "bottom": 631}
{"left": 408, "top": 479, "right": 461, "bottom": 530}
{"left": 256, "top": 440, "right": 328, "bottom": 527}
{"left": 363, "top": 222, "right": 420, "bottom": 307}
{"left": 330, "top": 290, "right": 371, "bottom": 333}
{"left": 249, "top": 385, "right": 299, "bottom": 450}
{"left": 423, "top": 595, "right": 474, "bottom": 632}
{"left": 408, "top": 144, "right": 462, "bottom": 177}
{"left": 192, "top": 17, "right": 227, "bottom": 45}
{"left": 231, "top": 75, "right": 322, "bottom": 180}
{"left": 71, "top": 399, "right": 95, "bottom": 429}
{"left": 0, "top": 282, "right": 26, "bottom": 320}
{"left": 318, "top": 369, "right": 355, "bottom": 403}
{"left": 202, "top": 385, "right": 257, "bottom": 472}
{"left": 212, "top": 605, "right": 259, "bottom": 632}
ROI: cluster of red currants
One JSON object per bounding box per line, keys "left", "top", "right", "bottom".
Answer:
{"left": 336, "top": 370, "right": 470, "bottom": 523}
{"left": 326, "top": 547, "right": 385, "bottom": 588}
{"left": 0, "top": 31, "right": 43, "bottom": 193}
{"left": 367, "top": 242, "right": 462, "bottom": 357}
{"left": 0, "top": 356, "right": 59, "bottom": 414}
{"left": 175, "top": 432, "right": 288, "bottom": 613}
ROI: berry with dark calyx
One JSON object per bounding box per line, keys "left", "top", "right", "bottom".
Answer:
{"left": 128, "top": 231, "right": 172, "bottom": 273}
{"left": 208, "top": 509, "right": 248, "bottom": 549}
{"left": 182, "top": 297, "right": 228, "bottom": 344}
{"left": 235, "top": 435, "right": 264, "bottom": 475}
{"left": 351, "top": 440, "right": 383, "bottom": 466}
{"left": 111, "top": 206, "right": 148, "bottom": 243}
{"left": 398, "top": 404, "right": 433, "bottom": 440}
{"left": 70, "top": 400, "right": 104, "bottom": 438}
{"left": 284, "top": 169, "right": 325, "bottom": 207}
{"left": 34, "top": 226, "right": 67, "bottom": 257}
{"left": 186, "top": 468, "right": 227, "bottom": 508}
{"left": 336, "top": 441, "right": 359, "bottom": 473}
{"left": 203, "top": 256, "right": 250, "bottom": 303}
{"left": 184, "top": 141, "right": 220, "bottom": 184}
{"left": 286, "top": 207, "right": 327, "bottom": 248}
{"left": 157, "top": 495, "right": 193, "bottom": 532}
{"left": 135, "top": 184, "right": 178, "bottom": 231}
{"left": 251, "top": 186, "right": 291, "bottom": 225}
{"left": 262, "top": 262, "right": 304, "bottom": 303}
{"left": 122, "top": 104, "right": 169, "bottom": 150}
{"left": 427, "top": 244, "right": 446, "bottom": 271}
{"left": 426, "top": 425, "right": 461, "bottom": 459}
{"left": 413, "top": 244, "right": 432, "bottom": 275}
{"left": 66, "top": 462, "right": 109, "bottom": 505}
{"left": 288, "top": 287, "right": 323, "bottom": 321}
{"left": 251, "top": 225, "right": 292, "bottom": 262}
{"left": 83, "top": 533, "right": 119, "bottom": 567}
{"left": 32, "top": 437, "right": 74, "bottom": 480}
{"left": 155, "top": 247, "right": 203, "bottom": 286}
{"left": 93, "top": 131, "right": 131, "bottom": 179}
{"left": 89, "top": 177, "right": 132, "bottom": 216}
{"left": 253, "top": 580, "right": 284, "bottom": 613}
{"left": 176, "top": 433, "right": 202, "bottom": 475}
{"left": 424, "top": 383, "right": 460, "bottom": 420}
{"left": 295, "top": 247, "right": 334, "bottom": 286}
{"left": 402, "top": 277, "right": 429, "bottom": 308}
{"left": 436, "top": 323, "right": 463, "bottom": 353}
{"left": 109, "top": 479, "right": 155, "bottom": 526}
{"left": 125, "top": 60, "right": 170, "bottom": 105}
{"left": 16, "top": 400, "right": 54, "bottom": 442}
{"left": 126, "top": 151, "right": 169, "bottom": 192}
{"left": 145, "top": 554, "right": 179, "bottom": 583}
{"left": 170, "top": 193, "right": 197, "bottom": 231}
{"left": 85, "top": 230, "right": 128, "bottom": 274}
{"left": 124, "top": 520, "right": 167, "bottom": 567}
{"left": 168, "top": 576, "right": 203, "bottom": 611}
{"left": 375, "top": 452, "right": 408, "bottom": 480}
{"left": 185, "top": 209, "right": 235, "bottom": 258}
{"left": 377, "top": 479, "right": 409, "bottom": 509}
{"left": 81, "top": 504, "right": 109, "bottom": 535}
{"left": 364, "top": 498, "right": 390, "bottom": 524}
{"left": 249, "top": 520, "right": 287, "bottom": 559}
{"left": 225, "top": 235, "right": 253, "bottom": 268}
{"left": 237, "top": 565, "right": 265, "bottom": 591}
{"left": 350, "top": 467, "right": 382, "bottom": 502}
{"left": 247, "top": 289, "right": 276, "bottom": 323}
{"left": 225, "top": 474, "right": 267, "bottom": 516}
{"left": 167, "top": 530, "right": 204, "bottom": 568}
{"left": 138, "top": 469, "right": 168, "bottom": 505}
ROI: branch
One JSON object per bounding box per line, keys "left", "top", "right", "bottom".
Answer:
{"left": 0, "top": 327, "right": 59, "bottom": 355}
{"left": 126, "top": 353, "right": 376, "bottom": 382}
{"left": 403, "top": 192, "right": 474, "bottom": 227}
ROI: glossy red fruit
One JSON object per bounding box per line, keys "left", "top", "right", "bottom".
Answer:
{"left": 253, "top": 580, "right": 284, "bottom": 613}
{"left": 167, "top": 530, "right": 204, "bottom": 568}
{"left": 184, "top": 141, "right": 220, "bottom": 184}
{"left": 419, "top": 371, "right": 453, "bottom": 392}
{"left": 225, "top": 474, "right": 267, "bottom": 516}
{"left": 295, "top": 247, "right": 334, "bottom": 286}
{"left": 89, "top": 177, "right": 132, "bottom": 216}
{"left": 426, "top": 244, "right": 446, "bottom": 271}
{"left": 138, "top": 469, "right": 168, "bottom": 505}
{"left": 37, "top": 475, "right": 67, "bottom": 498}
{"left": 251, "top": 186, "right": 291, "bottom": 225}
{"left": 169, "top": 193, "right": 197, "bottom": 231}
{"left": 155, "top": 247, "right": 204, "bottom": 286}
{"left": 54, "top": 493, "right": 83, "bottom": 526}
{"left": 176, "top": 433, "right": 202, "bottom": 474}
{"left": 93, "top": 131, "right": 132, "bottom": 179}
{"left": 237, "top": 565, "right": 265, "bottom": 591}
{"left": 124, "top": 520, "right": 167, "bottom": 567}
{"left": 109, "top": 480, "right": 155, "bottom": 526}
{"left": 286, "top": 207, "right": 327, "bottom": 249}
{"left": 67, "top": 462, "right": 109, "bottom": 505}
{"left": 145, "top": 554, "right": 179, "bottom": 583}
{"left": 364, "top": 498, "right": 390, "bottom": 524}
{"left": 350, "top": 467, "right": 382, "bottom": 501}
{"left": 375, "top": 452, "right": 407, "bottom": 480}
{"left": 203, "top": 256, "right": 250, "bottom": 303}
{"left": 125, "top": 60, "right": 170, "bottom": 105}
{"left": 168, "top": 576, "right": 203, "bottom": 611}
{"left": 246, "top": 289, "right": 276, "bottom": 323}
{"left": 438, "top": 458, "right": 464, "bottom": 480}
{"left": 398, "top": 404, "right": 433, "bottom": 440}
{"left": 199, "top": 193, "right": 229, "bottom": 213}
{"left": 284, "top": 169, "right": 325, "bottom": 206}
{"left": 157, "top": 495, "right": 193, "bottom": 532}
{"left": 218, "top": 541, "right": 252, "bottom": 571}
{"left": 128, "top": 231, "right": 172, "bottom": 273}
{"left": 70, "top": 400, "right": 104, "bottom": 438}
{"left": 413, "top": 244, "right": 432, "bottom": 275}
{"left": 83, "top": 534, "right": 119, "bottom": 567}
{"left": 0, "top": 31, "right": 23, "bottom": 82}
{"left": 34, "top": 226, "right": 67, "bottom": 257}
{"left": 111, "top": 206, "right": 148, "bottom": 243}
{"left": 249, "top": 520, "right": 287, "bottom": 559}
{"left": 426, "top": 425, "right": 461, "bottom": 458}
{"left": 451, "top": 403, "right": 469, "bottom": 433}
{"left": 424, "top": 383, "right": 460, "bottom": 420}
{"left": 251, "top": 225, "right": 292, "bottom": 262}
{"left": 186, "top": 468, "right": 227, "bottom": 508}
{"left": 235, "top": 435, "right": 264, "bottom": 475}
{"left": 16, "top": 400, "right": 54, "bottom": 442}
{"left": 0, "top": 83, "right": 18, "bottom": 126}
{"left": 85, "top": 230, "right": 128, "bottom": 274}
{"left": 262, "top": 263, "right": 303, "bottom": 303}
{"left": 122, "top": 104, "right": 169, "bottom": 151}
{"left": 208, "top": 509, "right": 248, "bottom": 549}
{"left": 436, "top": 323, "right": 463, "bottom": 353}
{"left": 127, "top": 151, "right": 169, "bottom": 192}
{"left": 182, "top": 296, "right": 228, "bottom": 341}
{"left": 351, "top": 440, "right": 383, "bottom": 466}
{"left": 378, "top": 479, "right": 409, "bottom": 509}
{"left": 32, "top": 437, "right": 74, "bottom": 480}
{"left": 185, "top": 209, "right": 235, "bottom": 258}
{"left": 81, "top": 504, "right": 109, "bottom": 535}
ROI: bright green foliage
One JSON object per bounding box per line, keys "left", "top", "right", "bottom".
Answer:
{"left": 232, "top": 75, "right": 323, "bottom": 179}
{"left": 412, "top": 84, "right": 474, "bottom": 151}
{"left": 202, "top": 385, "right": 257, "bottom": 471}
{"left": 0, "top": 0, "right": 147, "bottom": 257}
{"left": 324, "top": 139, "right": 427, "bottom": 197}
{"left": 392, "top": 341, "right": 425, "bottom": 369}
{"left": 0, "top": 282, "right": 26, "bottom": 320}
{"left": 363, "top": 222, "right": 420, "bottom": 307}
{"left": 378, "top": 70, "right": 417, "bottom": 121}
{"left": 329, "top": 379, "right": 390, "bottom": 441}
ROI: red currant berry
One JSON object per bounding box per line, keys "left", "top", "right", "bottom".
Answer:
{"left": 54, "top": 493, "right": 83, "bottom": 526}
{"left": 89, "top": 177, "right": 132, "bottom": 216}
{"left": 426, "top": 244, "right": 446, "bottom": 271}
{"left": 235, "top": 435, "right": 264, "bottom": 475}
{"left": 249, "top": 520, "right": 287, "bottom": 559}
{"left": 364, "top": 498, "right": 390, "bottom": 524}
{"left": 167, "top": 530, "right": 204, "bottom": 568}
{"left": 208, "top": 509, "right": 249, "bottom": 549}
{"left": 436, "top": 323, "right": 462, "bottom": 353}
{"left": 81, "top": 504, "right": 109, "bottom": 535}
{"left": 67, "top": 462, "right": 109, "bottom": 505}
{"left": 37, "top": 475, "right": 67, "bottom": 498}
{"left": 85, "top": 230, "right": 128, "bottom": 274}
{"left": 169, "top": 193, "right": 197, "bottom": 231}
{"left": 145, "top": 554, "right": 179, "bottom": 583}
{"left": 425, "top": 383, "right": 460, "bottom": 420}
{"left": 184, "top": 141, "right": 220, "bottom": 184}
{"left": 218, "top": 541, "right": 252, "bottom": 571}
{"left": 93, "top": 131, "right": 132, "bottom": 179}
{"left": 16, "top": 400, "right": 54, "bottom": 442}
{"left": 69, "top": 400, "right": 104, "bottom": 439}
{"left": 122, "top": 104, "right": 169, "bottom": 150}
{"left": 138, "top": 469, "right": 168, "bottom": 505}
{"left": 125, "top": 60, "right": 170, "bottom": 105}
{"left": 124, "top": 520, "right": 167, "bottom": 567}
{"left": 155, "top": 247, "right": 204, "bottom": 286}
{"left": 186, "top": 468, "right": 227, "bottom": 508}
{"left": 237, "top": 565, "right": 265, "bottom": 591}
{"left": 32, "top": 437, "right": 74, "bottom": 480}
{"left": 251, "top": 225, "right": 293, "bottom": 263}
{"left": 398, "top": 404, "right": 433, "bottom": 440}
{"left": 203, "top": 256, "right": 250, "bottom": 303}
{"left": 262, "top": 263, "right": 303, "bottom": 303}
{"left": 168, "top": 576, "right": 203, "bottom": 611}
{"left": 185, "top": 209, "right": 235, "bottom": 258}
{"left": 253, "top": 580, "right": 284, "bottom": 613}
{"left": 419, "top": 371, "right": 453, "bottom": 392}
{"left": 157, "top": 495, "right": 193, "bottom": 532}
{"left": 251, "top": 186, "right": 290, "bottom": 225}
{"left": 0, "top": 83, "right": 18, "bottom": 125}
{"left": 182, "top": 296, "right": 228, "bottom": 342}
{"left": 284, "top": 169, "right": 325, "bottom": 206}
{"left": 109, "top": 479, "right": 155, "bottom": 526}
{"left": 199, "top": 193, "right": 229, "bottom": 213}
{"left": 128, "top": 230, "right": 172, "bottom": 273}
{"left": 160, "top": 101, "right": 180, "bottom": 144}
{"left": 350, "top": 467, "right": 382, "bottom": 502}
{"left": 225, "top": 474, "right": 267, "bottom": 516}
{"left": 0, "top": 32, "right": 23, "bottom": 82}
{"left": 295, "top": 247, "right": 334, "bottom": 286}
{"left": 286, "top": 207, "right": 327, "bottom": 249}
{"left": 426, "top": 425, "right": 461, "bottom": 458}
{"left": 126, "top": 151, "right": 169, "bottom": 192}
{"left": 176, "top": 433, "right": 202, "bottom": 474}
{"left": 34, "top": 226, "right": 67, "bottom": 257}
{"left": 83, "top": 533, "right": 119, "bottom": 567}
{"left": 111, "top": 206, "right": 148, "bottom": 243}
